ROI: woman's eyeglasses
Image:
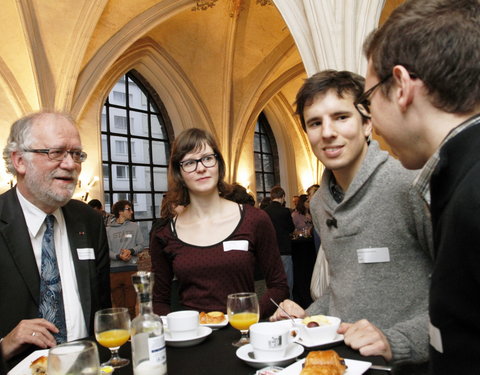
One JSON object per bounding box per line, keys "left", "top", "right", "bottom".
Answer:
{"left": 179, "top": 154, "right": 218, "bottom": 173}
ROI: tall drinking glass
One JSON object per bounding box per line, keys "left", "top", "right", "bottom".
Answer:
{"left": 47, "top": 340, "right": 100, "bottom": 375}
{"left": 94, "top": 307, "right": 131, "bottom": 368}
{"left": 227, "top": 292, "right": 260, "bottom": 347}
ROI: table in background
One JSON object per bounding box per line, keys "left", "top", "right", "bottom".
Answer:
{"left": 102, "top": 325, "right": 389, "bottom": 375}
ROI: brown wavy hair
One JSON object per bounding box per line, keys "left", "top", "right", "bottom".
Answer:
{"left": 162, "top": 128, "right": 230, "bottom": 218}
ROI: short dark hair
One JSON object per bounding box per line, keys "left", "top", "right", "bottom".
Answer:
{"left": 112, "top": 200, "right": 132, "bottom": 218}
{"left": 295, "top": 70, "right": 367, "bottom": 131}
{"left": 88, "top": 199, "right": 102, "bottom": 209}
{"left": 364, "top": 0, "right": 480, "bottom": 114}
{"left": 270, "top": 185, "right": 285, "bottom": 199}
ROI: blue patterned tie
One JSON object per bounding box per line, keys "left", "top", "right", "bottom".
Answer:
{"left": 39, "top": 215, "right": 67, "bottom": 343}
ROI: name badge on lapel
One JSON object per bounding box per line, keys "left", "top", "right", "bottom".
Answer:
{"left": 357, "top": 247, "right": 390, "bottom": 263}
{"left": 77, "top": 248, "right": 95, "bottom": 260}
{"left": 223, "top": 240, "right": 249, "bottom": 252}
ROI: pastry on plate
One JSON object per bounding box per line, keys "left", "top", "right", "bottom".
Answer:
{"left": 300, "top": 350, "right": 346, "bottom": 375}
{"left": 199, "top": 311, "right": 225, "bottom": 324}
{"left": 30, "top": 355, "right": 48, "bottom": 375}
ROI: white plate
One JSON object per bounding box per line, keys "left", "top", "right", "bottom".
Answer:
{"left": 8, "top": 349, "right": 49, "bottom": 375}
{"left": 236, "top": 343, "right": 304, "bottom": 369}
{"left": 279, "top": 357, "right": 372, "bottom": 375}
{"left": 161, "top": 314, "right": 228, "bottom": 330}
{"left": 165, "top": 326, "right": 212, "bottom": 347}
{"left": 271, "top": 319, "right": 344, "bottom": 348}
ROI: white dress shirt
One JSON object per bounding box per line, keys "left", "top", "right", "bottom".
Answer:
{"left": 17, "top": 189, "right": 88, "bottom": 341}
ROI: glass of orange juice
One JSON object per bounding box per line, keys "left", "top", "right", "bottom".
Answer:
{"left": 94, "top": 307, "right": 131, "bottom": 368}
{"left": 227, "top": 292, "right": 260, "bottom": 347}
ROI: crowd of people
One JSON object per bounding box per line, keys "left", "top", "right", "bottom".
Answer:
{"left": 1, "top": 1, "right": 479, "bottom": 374}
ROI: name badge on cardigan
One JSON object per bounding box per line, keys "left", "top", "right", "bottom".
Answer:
{"left": 357, "top": 247, "right": 390, "bottom": 263}
{"left": 77, "top": 248, "right": 95, "bottom": 260}
{"left": 223, "top": 240, "right": 249, "bottom": 252}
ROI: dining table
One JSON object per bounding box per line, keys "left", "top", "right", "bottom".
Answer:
{"left": 101, "top": 324, "right": 390, "bottom": 375}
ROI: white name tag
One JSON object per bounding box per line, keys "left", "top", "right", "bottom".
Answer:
{"left": 429, "top": 320, "right": 444, "bottom": 353}
{"left": 223, "top": 240, "right": 249, "bottom": 252}
{"left": 125, "top": 233, "right": 133, "bottom": 238}
{"left": 77, "top": 248, "right": 95, "bottom": 260}
{"left": 357, "top": 247, "right": 390, "bottom": 263}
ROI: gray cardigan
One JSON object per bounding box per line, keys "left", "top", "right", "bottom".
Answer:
{"left": 307, "top": 141, "right": 433, "bottom": 374}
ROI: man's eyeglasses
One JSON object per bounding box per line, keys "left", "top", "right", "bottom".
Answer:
{"left": 354, "top": 74, "right": 392, "bottom": 119}
{"left": 179, "top": 154, "right": 218, "bottom": 173}
{"left": 123, "top": 207, "right": 132, "bottom": 211}
{"left": 23, "top": 148, "right": 88, "bottom": 163}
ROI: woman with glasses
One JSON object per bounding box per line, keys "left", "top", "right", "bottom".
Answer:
{"left": 150, "top": 128, "right": 288, "bottom": 318}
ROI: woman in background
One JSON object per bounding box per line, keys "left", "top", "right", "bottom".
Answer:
{"left": 291, "top": 194, "right": 313, "bottom": 237}
{"left": 150, "top": 128, "right": 288, "bottom": 318}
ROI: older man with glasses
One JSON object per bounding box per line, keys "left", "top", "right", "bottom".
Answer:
{"left": 0, "top": 112, "right": 111, "bottom": 369}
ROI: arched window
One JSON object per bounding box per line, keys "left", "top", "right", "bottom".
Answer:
{"left": 101, "top": 70, "right": 173, "bottom": 241}
{"left": 254, "top": 112, "right": 280, "bottom": 200}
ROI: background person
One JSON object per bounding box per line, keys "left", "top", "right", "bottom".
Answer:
{"left": 0, "top": 112, "right": 111, "bottom": 368}
{"left": 150, "top": 128, "right": 288, "bottom": 318}
{"left": 107, "top": 199, "right": 145, "bottom": 319}
{"left": 363, "top": 1, "right": 480, "bottom": 372}
{"left": 291, "top": 194, "right": 313, "bottom": 237}
{"left": 270, "top": 70, "right": 433, "bottom": 374}
{"left": 263, "top": 186, "right": 295, "bottom": 298}
{"left": 290, "top": 193, "right": 316, "bottom": 309}
{"left": 88, "top": 198, "right": 115, "bottom": 227}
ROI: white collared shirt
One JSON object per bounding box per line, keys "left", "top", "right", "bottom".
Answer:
{"left": 16, "top": 189, "right": 88, "bottom": 341}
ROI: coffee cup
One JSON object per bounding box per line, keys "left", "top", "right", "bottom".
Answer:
{"left": 249, "top": 322, "right": 298, "bottom": 361}
{"left": 166, "top": 310, "right": 199, "bottom": 339}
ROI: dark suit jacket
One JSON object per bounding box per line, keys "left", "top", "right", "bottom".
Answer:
{"left": 0, "top": 188, "right": 111, "bottom": 368}
{"left": 429, "top": 119, "right": 480, "bottom": 374}
{"left": 263, "top": 201, "right": 295, "bottom": 255}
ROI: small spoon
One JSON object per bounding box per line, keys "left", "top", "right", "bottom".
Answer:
{"left": 270, "top": 298, "right": 297, "bottom": 327}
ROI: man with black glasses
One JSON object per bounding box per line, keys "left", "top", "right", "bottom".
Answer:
{"left": 0, "top": 112, "right": 111, "bottom": 369}
{"left": 363, "top": 0, "right": 480, "bottom": 372}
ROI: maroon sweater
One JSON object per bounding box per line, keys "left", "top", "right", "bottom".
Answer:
{"left": 150, "top": 204, "right": 289, "bottom": 318}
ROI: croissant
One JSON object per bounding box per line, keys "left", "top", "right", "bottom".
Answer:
{"left": 300, "top": 365, "right": 344, "bottom": 375}
{"left": 199, "top": 311, "right": 225, "bottom": 324}
{"left": 300, "top": 350, "right": 347, "bottom": 375}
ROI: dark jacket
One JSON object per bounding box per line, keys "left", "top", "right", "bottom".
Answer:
{"left": 0, "top": 188, "right": 111, "bottom": 369}
{"left": 263, "top": 200, "right": 295, "bottom": 255}
{"left": 429, "top": 119, "right": 480, "bottom": 374}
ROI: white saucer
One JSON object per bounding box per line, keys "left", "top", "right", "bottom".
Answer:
{"left": 236, "top": 343, "right": 304, "bottom": 369}
{"left": 200, "top": 315, "right": 229, "bottom": 329}
{"left": 165, "top": 326, "right": 212, "bottom": 347}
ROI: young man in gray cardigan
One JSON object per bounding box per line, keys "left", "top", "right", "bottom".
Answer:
{"left": 270, "top": 70, "right": 433, "bottom": 374}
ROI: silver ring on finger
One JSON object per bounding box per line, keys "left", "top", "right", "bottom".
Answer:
{"left": 32, "top": 331, "right": 36, "bottom": 337}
